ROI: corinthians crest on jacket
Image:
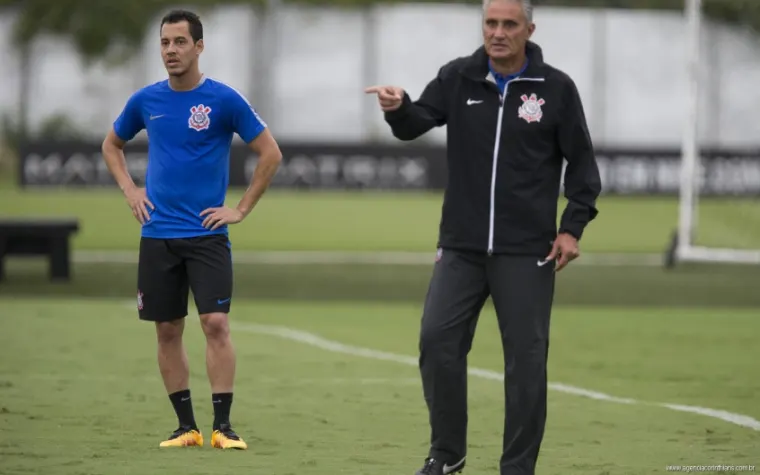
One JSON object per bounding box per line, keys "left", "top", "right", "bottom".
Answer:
{"left": 188, "top": 104, "right": 212, "bottom": 131}
{"left": 518, "top": 93, "right": 545, "bottom": 123}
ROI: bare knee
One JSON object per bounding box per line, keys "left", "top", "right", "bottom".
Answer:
{"left": 200, "top": 313, "right": 230, "bottom": 343}
{"left": 156, "top": 319, "right": 185, "bottom": 346}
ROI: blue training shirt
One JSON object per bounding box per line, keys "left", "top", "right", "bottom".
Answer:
{"left": 113, "top": 76, "right": 267, "bottom": 239}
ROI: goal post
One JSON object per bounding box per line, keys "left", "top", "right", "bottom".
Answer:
{"left": 666, "top": 0, "right": 760, "bottom": 268}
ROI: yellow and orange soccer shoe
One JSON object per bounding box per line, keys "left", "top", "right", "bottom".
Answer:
{"left": 159, "top": 426, "right": 204, "bottom": 448}
{"left": 211, "top": 424, "right": 248, "bottom": 450}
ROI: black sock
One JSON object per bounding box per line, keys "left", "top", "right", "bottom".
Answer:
{"left": 212, "top": 392, "right": 233, "bottom": 430}
{"left": 168, "top": 389, "right": 197, "bottom": 430}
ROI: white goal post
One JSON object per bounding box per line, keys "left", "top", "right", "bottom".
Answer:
{"left": 666, "top": 0, "right": 760, "bottom": 267}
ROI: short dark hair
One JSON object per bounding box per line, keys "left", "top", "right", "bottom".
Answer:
{"left": 160, "top": 9, "right": 203, "bottom": 43}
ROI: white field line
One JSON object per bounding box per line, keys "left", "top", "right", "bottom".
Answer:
{"left": 74, "top": 250, "right": 662, "bottom": 266}
{"left": 235, "top": 322, "right": 760, "bottom": 432}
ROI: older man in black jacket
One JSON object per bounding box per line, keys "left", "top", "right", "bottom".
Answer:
{"left": 366, "top": 0, "right": 602, "bottom": 474}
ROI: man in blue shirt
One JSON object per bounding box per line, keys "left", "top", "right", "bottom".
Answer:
{"left": 101, "top": 9, "right": 282, "bottom": 450}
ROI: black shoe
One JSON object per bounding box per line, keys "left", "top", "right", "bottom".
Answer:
{"left": 415, "top": 457, "right": 466, "bottom": 475}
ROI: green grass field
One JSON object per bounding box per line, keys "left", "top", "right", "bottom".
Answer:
{"left": 1, "top": 181, "right": 759, "bottom": 473}
{"left": 1, "top": 299, "right": 759, "bottom": 475}
{"left": 3, "top": 257, "right": 760, "bottom": 307}
{"left": 3, "top": 186, "right": 760, "bottom": 252}
{"left": 3, "top": 183, "right": 760, "bottom": 306}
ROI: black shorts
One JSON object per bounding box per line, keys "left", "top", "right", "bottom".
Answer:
{"left": 136, "top": 234, "right": 233, "bottom": 322}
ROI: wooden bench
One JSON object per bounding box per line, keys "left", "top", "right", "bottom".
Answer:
{"left": 0, "top": 218, "right": 80, "bottom": 281}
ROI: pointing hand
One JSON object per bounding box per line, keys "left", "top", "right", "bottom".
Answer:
{"left": 365, "top": 85, "right": 405, "bottom": 112}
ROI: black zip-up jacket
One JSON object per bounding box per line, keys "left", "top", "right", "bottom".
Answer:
{"left": 384, "top": 41, "right": 602, "bottom": 256}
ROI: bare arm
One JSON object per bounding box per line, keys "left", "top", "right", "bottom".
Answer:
{"left": 200, "top": 128, "right": 282, "bottom": 231}
{"left": 101, "top": 128, "right": 137, "bottom": 193}
{"left": 102, "top": 128, "right": 154, "bottom": 223}
{"left": 235, "top": 128, "right": 283, "bottom": 217}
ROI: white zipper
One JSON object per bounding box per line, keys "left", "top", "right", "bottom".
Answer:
{"left": 487, "top": 86, "right": 507, "bottom": 255}
{"left": 487, "top": 77, "right": 545, "bottom": 255}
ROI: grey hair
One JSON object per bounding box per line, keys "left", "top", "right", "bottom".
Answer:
{"left": 482, "top": 0, "right": 533, "bottom": 23}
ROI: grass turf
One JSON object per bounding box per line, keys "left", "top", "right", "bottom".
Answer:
{"left": 2, "top": 183, "right": 759, "bottom": 306}
{"left": 2, "top": 258, "right": 760, "bottom": 307}
{"left": 0, "top": 298, "right": 758, "bottom": 475}
{"left": 3, "top": 185, "right": 759, "bottom": 253}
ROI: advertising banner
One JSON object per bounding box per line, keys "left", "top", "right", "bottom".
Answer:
{"left": 18, "top": 141, "right": 760, "bottom": 196}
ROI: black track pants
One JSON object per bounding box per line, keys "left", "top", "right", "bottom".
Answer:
{"left": 418, "top": 248, "right": 555, "bottom": 475}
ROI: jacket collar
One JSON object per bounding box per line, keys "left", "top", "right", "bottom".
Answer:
{"left": 460, "top": 41, "right": 546, "bottom": 83}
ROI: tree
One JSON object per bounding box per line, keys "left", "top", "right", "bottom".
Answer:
{"left": 1, "top": 0, "right": 210, "bottom": 65}
{"left": 0, "top": 0, "right": 262, "bottom": 143}
{"left": 2, "top": 0, "right": 758, "bottom": 64}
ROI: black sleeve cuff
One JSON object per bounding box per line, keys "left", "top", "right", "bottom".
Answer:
{"left": 383, "top": 92, "right": 412, "bottom": 122}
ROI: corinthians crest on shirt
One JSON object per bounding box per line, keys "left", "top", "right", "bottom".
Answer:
{"left": 517, "top": 93, "right": 545, "bottom": 123}
{"left": 188, "top": 104, "right": 212, "bottom": 131}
